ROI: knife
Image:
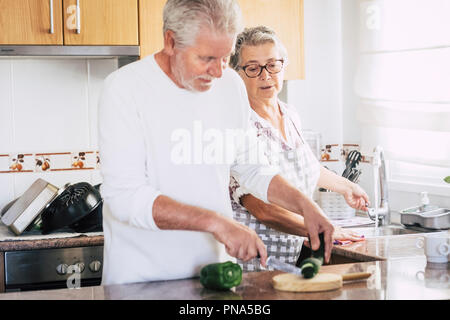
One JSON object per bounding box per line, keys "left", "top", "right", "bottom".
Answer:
{"left": 265, "top": 256, "right": 372, "bottom": 281}
{"left": 266, "top": 256, "right": 303, "bottom": 276}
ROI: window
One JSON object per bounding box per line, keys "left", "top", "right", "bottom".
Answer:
{"left": 355, "top": 0, "right": 450, "bottom": 192}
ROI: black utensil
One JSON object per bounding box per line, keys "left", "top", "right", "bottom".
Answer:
{"left": 70, "top": 201, "right": 103, "bottom": 233}
{"left": 350, "top": 169, "right": 362, "bottom": 183}
{"left": 342, "top": 151, "right": 356, "bottom": 177}
{"left": 69, "top": 184, "right": 103, "bottom": 233}
{"left": 342, "top": 150, "right": 361, "bottom": 179}
{"left": 41, "top": 182, "right": 102, "bottom": 234}
{"left": 354, "top": 170, "right": 362, "bottom": 183}
{"left": 347, "top": 168, "right": 359, "bottom": 182}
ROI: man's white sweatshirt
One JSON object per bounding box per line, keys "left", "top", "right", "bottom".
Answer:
{"left": 98, "top": 54, "right": 278, "bottom": 285}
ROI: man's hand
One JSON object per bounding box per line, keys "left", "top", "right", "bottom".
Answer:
{"left": 210, "top": 216, "right": 268, "bottom": 267}
{"left": 302, "top": 201, "right": 335, "bottom": 263}
{"left": 152, "top": 195, "right": 267, "bottom": 266}
{"left": 266, "top": 175, "right": 335, "bottom": 263}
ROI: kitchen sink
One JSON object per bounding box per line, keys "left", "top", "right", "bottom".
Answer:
{"left": 321, "top": 224, "right": 443, "bottom": 265}
{"left": 341, "top": 209, "right": 446, "bottom": 239}
{"left": 296, "top": 210, "right": 447, "bottom": 266}
{"left": 347, "top": 224, "right": 440, "bottom": 238}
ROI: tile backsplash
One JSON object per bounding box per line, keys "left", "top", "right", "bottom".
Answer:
{"left": 0, "top": 58, "right": 118, "bottom": 209}
{"left": 0, "top": 151, "right": 99, "bottom": 173}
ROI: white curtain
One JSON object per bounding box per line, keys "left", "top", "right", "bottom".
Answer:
{"left": 354, "top": 0, "right": 450, "bottom": 184}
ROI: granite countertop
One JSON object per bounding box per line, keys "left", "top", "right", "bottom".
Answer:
{"left": 1, "top": 231, "right": 449, "bottom": 300}
{"left": 0, "top": 224, "right": 103, "bottom": 251}
{"left": 0, "top": 234, "right": 104, "bottom": 251}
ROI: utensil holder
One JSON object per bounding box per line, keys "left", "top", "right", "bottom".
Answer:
{"left": 318, "top": 191, "right": 355, "bottom": 220}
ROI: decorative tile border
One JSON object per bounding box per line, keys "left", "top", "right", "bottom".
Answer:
{"left": 2, "top": 144, "right": 367, "bottom": 173}
{"left": 342, "top": 144, "right": 360, "bottom": 159}
{"left": 319, "top": 143, "right": 371, "bottom": 164}
{"left": 0, "top": 151, "right": 100, "bottom": 174}
{"left": 320, "top": 144, "right": 340, "bottom": 162}
{"left": 0, "top": 153, "right": 34, "bottom": 173}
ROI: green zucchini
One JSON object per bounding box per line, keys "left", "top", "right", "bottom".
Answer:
{"left": 299, "top": 233, "right": 325, "bottom": 279}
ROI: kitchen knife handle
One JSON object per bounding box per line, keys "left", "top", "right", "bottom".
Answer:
{"left": 342, "top": 272, "right": 372, "bottom": 281}
{"left": 49, "top": 0, "right": 54, "bottom": 34}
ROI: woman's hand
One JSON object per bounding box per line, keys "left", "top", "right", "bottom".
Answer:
{"left": 333, "top": 226, "right": 365, "bottom": 242}
{"left": 304, "top": 226, "right": 364, "bottom": 247}
{"left": 317, "top": 166, "right": 370, "bottom": 212}
{"left": 343, "top": 183, "right": 370, "bottom": 212}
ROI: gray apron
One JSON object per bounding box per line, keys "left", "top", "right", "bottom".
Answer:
{"left": 230, "top": 102, "right": 321, "bottom": 271}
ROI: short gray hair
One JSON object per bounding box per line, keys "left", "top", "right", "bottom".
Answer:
{"left": 163, "top": 0, "right": 243, "bottom": 48}
{"left": 229, "top": 26, "right": 289, "bottom": 71}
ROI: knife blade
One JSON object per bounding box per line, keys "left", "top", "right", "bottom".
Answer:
{"left": 266, "top": 256, "right": 303, "bottom": 276}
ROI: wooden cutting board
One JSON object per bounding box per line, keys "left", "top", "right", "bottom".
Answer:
{"left": 272, "top": 272, "right": 372, "bottom": 292}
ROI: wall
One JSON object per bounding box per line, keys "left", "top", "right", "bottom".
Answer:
{"left": 340, "top": 0, "right": 360, "bottom": 144}
{"left": 286, "top": 0, "right": 345, "bottom": 146}
{"left": 285, "top": 0, "right": 362, "bottom": 146}
{"left": 285, "top": 0, "right": 358, "bottom": 199}
{"left": 0, "top": 58, "right": 118, "bottom": 210}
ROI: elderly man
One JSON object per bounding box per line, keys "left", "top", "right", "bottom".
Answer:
{"left": 98, "top": 0, "right": 334, "bottom": 286}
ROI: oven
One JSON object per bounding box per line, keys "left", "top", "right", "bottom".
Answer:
{"left": 4, "top": 246, "right": 103, "bottom": 292}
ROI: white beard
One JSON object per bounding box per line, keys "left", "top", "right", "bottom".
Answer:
{"left": 171, "top": 54, "right": 215, "bottom": 92}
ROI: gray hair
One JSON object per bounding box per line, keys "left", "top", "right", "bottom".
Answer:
{"left": 163, "top": 0, "right": 243, "bottom": 48}
{"left": 229, "top": 26, "right": 289, "bottom": 71}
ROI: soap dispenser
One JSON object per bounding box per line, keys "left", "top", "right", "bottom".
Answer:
{"left": 400, "top": 191, "right": 439, "bottom": 214}
{"left": 418, "top": 192, "right": 438, "bottom": 212}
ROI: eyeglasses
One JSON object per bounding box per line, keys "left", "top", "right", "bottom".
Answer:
{"left": 239, "top": 59, "right": 284, "bottom": 78}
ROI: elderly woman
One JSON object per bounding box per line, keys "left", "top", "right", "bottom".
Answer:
{"left": 229, "top": 26, "right": 370, "bottom": 271}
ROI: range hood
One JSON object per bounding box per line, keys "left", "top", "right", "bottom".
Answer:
{"left": 0, "top": 45, "right": 140, "bottom": 58}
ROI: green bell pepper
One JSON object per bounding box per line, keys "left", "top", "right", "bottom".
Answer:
{"left": 200, "top": 261, "right": 242, "bottom": 290}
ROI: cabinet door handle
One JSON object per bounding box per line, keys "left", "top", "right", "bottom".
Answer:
{"left": 76, "top": 0, "right": 81, "bottom": 34}
{"left": 49, "top": 0, "right": 54, "bottom": 34}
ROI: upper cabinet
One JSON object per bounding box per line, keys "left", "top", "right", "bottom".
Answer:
{"left": 1, "top": 0, "right": 303, "bottom": 78}
{"left": 237, "top": 0, "right": 304, "bottom": 80}
{"left": 139, "top": 0, "right": 166, "bottom": 60}
{"left": 0, "top": 0, "right": 138, "bottom": 46}
{"left": 63, "top": 0, "right": 139, "bottom": 45}
{"left": 138, "top": 0, "right": 305, "bottom": 80}
{"left": 0, "top": 0, "right": 64, "bottom": 45}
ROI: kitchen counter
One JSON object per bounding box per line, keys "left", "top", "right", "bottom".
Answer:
{"left": 0, "top": 234, "right": 103, "bottom": 251}
{"left": 0, "top": 225, "right": 104, "bottom": 293}
{"left": 0, "top": 224, "right": 103, "bottom": 251}
{"left": 0, "top": 232, "right": 448, "bottom": 300}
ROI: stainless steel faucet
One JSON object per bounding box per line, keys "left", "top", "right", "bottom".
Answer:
{"left": 366, "top": 146, "right": 390, "bottom": 225}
